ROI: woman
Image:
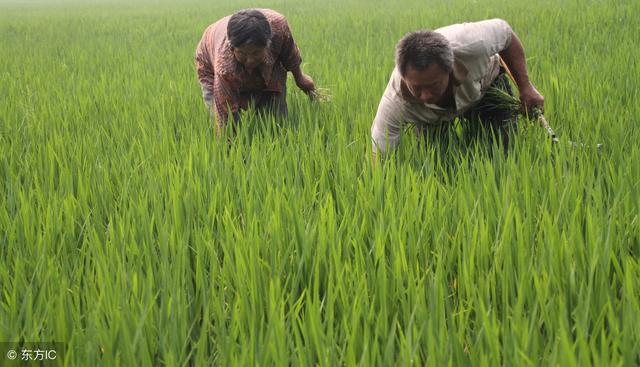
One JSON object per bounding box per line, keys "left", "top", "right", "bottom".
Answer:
{"left": 195, "top": 8, "right": 316, "bottom": 136}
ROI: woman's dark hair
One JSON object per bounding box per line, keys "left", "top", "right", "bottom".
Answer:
{"left": 227, "top": 9, "right": 272, "bottom": 48}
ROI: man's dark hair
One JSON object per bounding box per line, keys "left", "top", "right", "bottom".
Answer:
{"left": 227, "top": 9, "right": 272, "bottom": 48}
{"left": 395, "top": 30, "right": 454, "bottom": 76}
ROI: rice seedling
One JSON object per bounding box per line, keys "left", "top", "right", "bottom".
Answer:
{"left": 493, "top": 58, "right": 603, "bottom": 150}
{"left": 309, "top": 87, "right": 332, "bottom": 103}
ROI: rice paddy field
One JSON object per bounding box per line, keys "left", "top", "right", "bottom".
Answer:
{"left": 1, "top": 0, "right": 639, "bottom": 365}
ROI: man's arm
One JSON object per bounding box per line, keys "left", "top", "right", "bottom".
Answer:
{"left": 499, "top": 30, "right": 545, "bottom": 113}
{"left": 371, "top": 95, "right": 404, "bottom": 165}
{"left": 449, "top": 19, "right": 545, "bottom": 113}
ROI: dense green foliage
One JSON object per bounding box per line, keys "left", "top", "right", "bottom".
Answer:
{"left": 1, "top": 0, "right": 639, "bottom": 365}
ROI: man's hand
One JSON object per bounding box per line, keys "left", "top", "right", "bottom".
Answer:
{"left": 294, "top": 73, "right": 316, "bottom": 95}
{"left": 519, "top": 83, "right": 545, "bottom": 115}
{"left": 499, "top": 29, "right": 545, "bottom": 116}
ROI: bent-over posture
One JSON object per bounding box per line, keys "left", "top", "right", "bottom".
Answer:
{"left": 371, "top": 19, "right": 544, "bottom": 158}
{"left": 195, "top": 8, "right": 316, "bottom": 136}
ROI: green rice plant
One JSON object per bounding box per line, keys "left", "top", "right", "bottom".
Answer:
{"left": 1, "top": 0, "right": 639, "bottom": 366}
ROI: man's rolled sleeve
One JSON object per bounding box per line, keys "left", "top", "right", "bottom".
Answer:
{"left": 473, "top": 18, "right": 513, "bottom": 56}
{"left": 438, "top": 18, "right": 513, "bottom": 59}
{"left": 371, "top": 95, "right": 404, "bottom": 155}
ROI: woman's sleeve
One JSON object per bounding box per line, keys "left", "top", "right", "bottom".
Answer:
{"left": 277, "top": 18, "right": 302, "bottom": 71}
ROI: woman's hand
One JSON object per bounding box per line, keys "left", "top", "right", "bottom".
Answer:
{"left": 294, "top": 73, "right": 316, "bottom": 95}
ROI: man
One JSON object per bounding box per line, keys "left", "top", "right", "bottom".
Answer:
{"left": 195, "top": 8, "right": 316, "bottom": 137}
{"left": 371, "top": 19, "right": 544, "bottom": 158}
